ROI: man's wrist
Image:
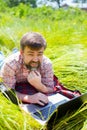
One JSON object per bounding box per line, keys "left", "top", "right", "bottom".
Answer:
{"left": 40, "top": 84, "right": 54, "bottom": 94}
{"left": 16, "top": 92, "right": 30, "bottom": 103}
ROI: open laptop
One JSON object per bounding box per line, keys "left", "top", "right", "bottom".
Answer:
{"left": 20, "top": 92, "right": 87, "bottom": 125}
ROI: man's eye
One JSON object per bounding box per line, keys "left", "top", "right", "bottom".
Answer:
{"left": 28, "top": 54, "right": 33, "bottom": 56}
{"left": 38, "top": 53, "right": 43, "bottom": 56}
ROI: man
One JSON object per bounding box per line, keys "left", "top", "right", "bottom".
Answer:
{"left": 1, "top": 32, "right": 54, "bottom": 106}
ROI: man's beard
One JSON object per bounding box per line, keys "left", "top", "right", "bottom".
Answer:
{"left": 24, "top": 61, "right": 41, "bottom": 71}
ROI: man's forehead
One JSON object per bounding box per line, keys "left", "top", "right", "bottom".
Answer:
{"left": 24, "top": 46, "right": 44, "bottom": 52}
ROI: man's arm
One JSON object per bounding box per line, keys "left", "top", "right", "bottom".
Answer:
{"left": 1, "top": 63, "right": 16, "bottom": 89}
{"left": 16, "top": 91, "right": 49, "bottom": 106}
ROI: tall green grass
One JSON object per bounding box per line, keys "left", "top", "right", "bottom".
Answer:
{"left": 0, "top": 93, "right": 41, "bottom": 130}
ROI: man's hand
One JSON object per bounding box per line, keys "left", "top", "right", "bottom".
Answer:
{"left": 27, "top": 70, "right": 54, "bottom": 93}
{"left": 17, "top": 92, "right": 49, "bottom": 106}
{"left": 28, "top": 92, "right": 49, "bottom": 106}
{"left": 27, "top": 71, "right": 44, "bottom": 91}
{"left": 27, "top": 70, "right": 41, "bottom": 86}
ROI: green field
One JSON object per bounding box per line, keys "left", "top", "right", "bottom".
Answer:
{"left": 0, "top": 2, "right": 87, "bottom": 130}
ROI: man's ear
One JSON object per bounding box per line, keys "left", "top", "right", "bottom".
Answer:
{"left": 20, "top": 50, "right": 23, "bottom": 55}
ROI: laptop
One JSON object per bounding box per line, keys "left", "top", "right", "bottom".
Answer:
{"left": 20, "top": 92, "right": 87, "bottom": 125}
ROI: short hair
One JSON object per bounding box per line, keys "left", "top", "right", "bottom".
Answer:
{"left": 20, "top": 32, "right": 47, "bottom": 50}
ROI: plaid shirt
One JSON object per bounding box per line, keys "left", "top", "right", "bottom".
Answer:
{"left": 1, "top": 52, "right": 54, "bottom": 91}
{"left": 1, "top": 52, "right": 81, "bottom": 99}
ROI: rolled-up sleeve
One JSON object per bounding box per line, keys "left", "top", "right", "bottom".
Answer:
{"left": 1, "top": 63, "right": 16, "bottom": 89}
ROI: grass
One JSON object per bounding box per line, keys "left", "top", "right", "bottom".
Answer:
{"left": 0, "top": 4, "right": 87, "bottom": 129}
{"left": 0, "top": 93, "right": 41, "bottom": 130}
{"left": 50, "top": 44, "right": 87, "bottom": 92}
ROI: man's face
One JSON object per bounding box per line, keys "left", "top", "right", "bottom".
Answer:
{"left": 21, "top": 46, "right": 44, "bottom": 70}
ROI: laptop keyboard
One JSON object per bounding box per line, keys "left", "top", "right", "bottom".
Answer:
{"left": 33, "top": 99, "right": 68, "bottom": 121}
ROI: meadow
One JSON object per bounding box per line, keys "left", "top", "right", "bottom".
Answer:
{"left": 0, "top": 3, "right": 87, "bottom": 130}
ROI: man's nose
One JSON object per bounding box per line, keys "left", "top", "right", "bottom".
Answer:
{"left": 32, "top": 56, "right": 39, "bottom": 62}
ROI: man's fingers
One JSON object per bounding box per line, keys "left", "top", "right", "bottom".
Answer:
{"left": 29, "top": 71, "right": 36, "bottom": 77}
{"left": 34, "top": 71, "right": 40, "bottom": 76}
{"left": 30, "top": 71, "right": 40, "bottom": 77}
{"left": 38, "top": 100, "right": 45, "bottom": 106}
{"left": 38, "top": 100, "right": 48, "bottom": 106}
{"left": 28, "top": 73, "right": 34, "bottom": 78}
